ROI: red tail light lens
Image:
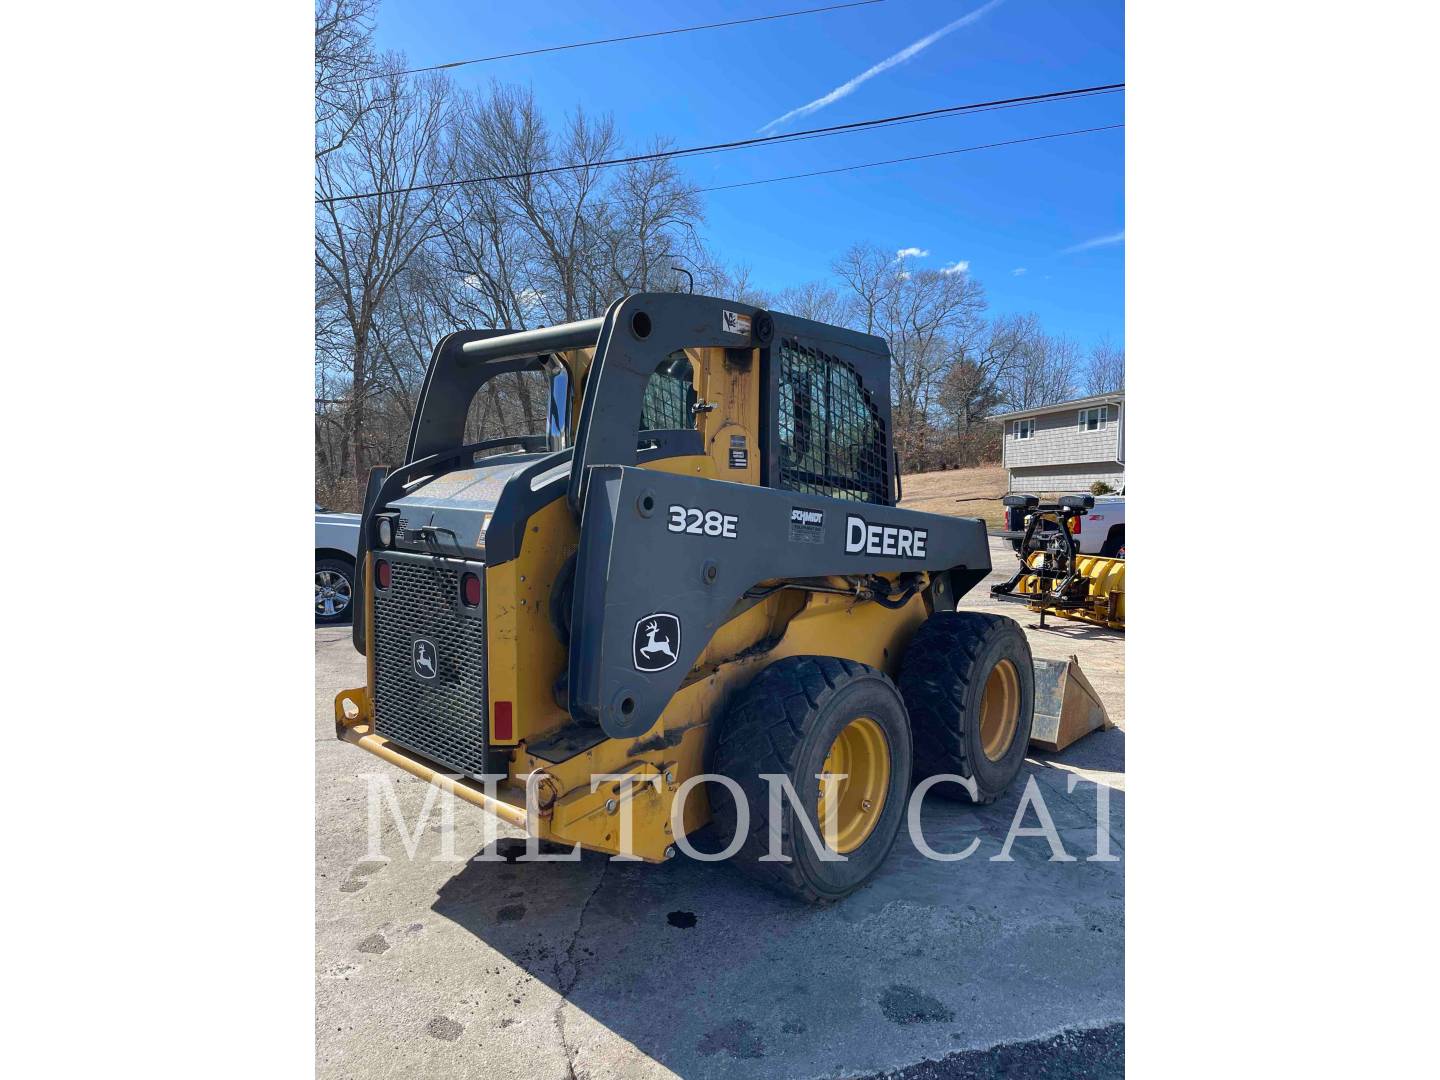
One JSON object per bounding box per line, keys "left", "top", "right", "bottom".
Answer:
{"left": 461, "top": 572, "right": 481, "bottom": 607}
{"left": 375, "top": 559, "right": 392, "bottom": 589}
{"left": 1069, "top": 516, "right": 1081, "bottom": 534}
{"left": 493, "top": 700, "right": 513, "bottom": 741}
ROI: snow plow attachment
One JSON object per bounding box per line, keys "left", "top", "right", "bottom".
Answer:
{"left": 991, "top": 494, "right": 1125, "bottom": 630}
{"left": 1029, "top": 654, "right": 1111, "bottom": 752}
{"left": 1014, "top": 551, "right": 1125, "bottom": 630}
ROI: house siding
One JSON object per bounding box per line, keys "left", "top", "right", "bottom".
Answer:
{"left": 1009, "top": 463, "right": 1125, "bottom": 494}
{"left": 1003, "top": 404, "right": 1120, "bottom": 469}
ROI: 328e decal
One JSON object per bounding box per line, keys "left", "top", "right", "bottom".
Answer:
{"left": 667, "top": 505, "right": 739, "bottom": 538}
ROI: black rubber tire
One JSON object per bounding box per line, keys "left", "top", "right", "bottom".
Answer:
{"left": 315, "top": 556, "right": 355, "bottom": 625}
{"left": 1100, "top": 525, "right": 1125, "bottom": 558}
{"left": 899, "top": 612, "right": 1034, "bottom": 804}
{"left": 710, "top": 656, "right": 913, "bottom": 904}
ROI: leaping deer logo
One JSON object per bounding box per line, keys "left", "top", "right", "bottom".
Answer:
{"left": 413, "top": 639, "right": 438, "bottom": 680}
{"left": 633, "top": 613, "right": 680, "bottom": 672}
{"left": 640, "top": 621, "right": 675, "bottom": 662}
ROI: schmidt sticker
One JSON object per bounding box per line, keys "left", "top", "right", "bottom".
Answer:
{"left": 845, "top": 514, "right": 927, "bottom": 559}
{"left": 789, "top": 507, "right": 825, "bottom": 544}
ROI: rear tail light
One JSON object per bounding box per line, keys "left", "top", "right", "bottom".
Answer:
{"left": 1069, "top": 516, "right": 1081, "bottom": 534}
{"left": 493, "top": 700, "right": 513, "bottom": 741}
{"left": 375, "top": 559, "right": 391, "bottom": 589}
{"left": 460, "top": 572, "right": 482, "bottom": 607}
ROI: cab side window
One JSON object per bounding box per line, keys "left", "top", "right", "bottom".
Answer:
{"left": 777, "top": 340, "right": 888, "bottom": 503}
{"left": 640, "top": 350, "right": 696, "bottom": 430}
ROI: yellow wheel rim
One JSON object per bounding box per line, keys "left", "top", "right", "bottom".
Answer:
{"left": 816, "top": 716, "right": 891, "bottom": 854}
{"left": 979, "top": 659, "right": 1021, "bottom": 762}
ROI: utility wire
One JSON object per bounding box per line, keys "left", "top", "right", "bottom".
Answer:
{"left": 695, "top": 123, "right": 1124, "bottom": 192}
{"left": 317, "top": 83, "right": 1124, "bottom": 204}
{"left": 683, "top": 86, "right": 1120, "bottom": 160}
{"left": 364, "top": 1, "right": 889, "bottom": 81}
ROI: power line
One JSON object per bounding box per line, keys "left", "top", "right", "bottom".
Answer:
{"left": 365, "top": 1, "right": 889, "bottom": 81}
{"left": 317, "top": 83, "right": 1124, "bottom": 204}
{"left": 695, "top": 123, "right": 1124, "bottom": 192}
{"left": 684, "top": 86, "right": 1119, "bottom": 160}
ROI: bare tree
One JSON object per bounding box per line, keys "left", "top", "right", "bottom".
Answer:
{"left": 939, "top": 313, "right": 1040, "bottom": 431}
{"left": 830, "top": 242, "right": 893, "bottom": 335}
{"left": 999, "top": 327, "right": 1082, "bottom": 409}
{"left": 773, "top": 280, "right": 852, "bottom": 325}
{"left": 1085, "top": 336, "right": 1125, "bottom": 394}
{"left": 315, "top": 66, "right": 453, "bottom": 502}
{"left": 315, "top": 0, "right": 383, "bottom": 159}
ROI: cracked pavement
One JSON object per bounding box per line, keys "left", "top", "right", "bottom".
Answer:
{"left": 316, "top": 539, "right": 1124, "bottom": 1077}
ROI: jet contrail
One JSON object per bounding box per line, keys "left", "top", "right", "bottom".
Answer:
{"left": 759, "top": 0, "right": 1006, "bottom": 132}
{"left": 1060, "top": 230, "right": 1125, "bottom": 255}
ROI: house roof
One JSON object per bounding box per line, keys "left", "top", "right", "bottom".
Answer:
{"left": 990, "top": 391, "right": 1125, "bottom": 422}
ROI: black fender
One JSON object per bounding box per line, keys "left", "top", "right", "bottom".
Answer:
{"left": 567, "top": 466, "right": 991, "bottom": 738}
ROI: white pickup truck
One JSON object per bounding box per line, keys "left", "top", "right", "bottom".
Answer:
{"left": 1076, "top": 495, "right": 1125, "bottom": 557}
{"left": 1004, "top": 494, "right": 1124, "bottom": 557}
{"left": 315, "top": 506, "right": 361, "bottom": 624}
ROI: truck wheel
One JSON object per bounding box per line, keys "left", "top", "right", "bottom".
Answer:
{"left": 315, "top": 557, "right": 355, "bottom": 625}
{"left": 1100, "top": 525, "right": 1125, "bottom": 558}
{"left": 899, "top": 612, "right": 1034, "bottom": 804}
{"left": 710, "top": 656, "right": 912, "bottom": 903}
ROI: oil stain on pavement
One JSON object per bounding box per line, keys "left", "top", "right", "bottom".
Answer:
{"left": 696, "top": 1018, "right": 766, "bottom": 1059}
{"left": 880, "top": 984, "right": 956, "bottom": 1025}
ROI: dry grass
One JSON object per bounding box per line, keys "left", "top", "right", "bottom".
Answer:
{"left": 898, "top": 464, "right": 1010, "bottom": 527}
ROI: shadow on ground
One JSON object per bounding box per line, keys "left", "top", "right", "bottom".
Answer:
{"left": 423, "top": 760, "right": 1124, "bottom": 1079}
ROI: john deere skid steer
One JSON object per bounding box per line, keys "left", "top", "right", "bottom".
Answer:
{"left": 335, "top": 293, "right": 1035, "bottom": 902}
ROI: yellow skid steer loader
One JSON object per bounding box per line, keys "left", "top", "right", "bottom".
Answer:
{"left": 335, "top": 293, "right": 1036, "bottom": 902}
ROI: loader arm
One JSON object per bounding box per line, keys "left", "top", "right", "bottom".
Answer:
{"left": 568, "top": 464, "right": 991, "bottom": 738}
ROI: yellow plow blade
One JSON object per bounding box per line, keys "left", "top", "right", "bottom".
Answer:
{"left": 1017, "top": 552, "right": 1125, "bottom": 630}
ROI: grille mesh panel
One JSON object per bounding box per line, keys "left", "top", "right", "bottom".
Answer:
{"left": 778, "top": 339, "right": 889, "bottom": 503}
{"left": 373, "top": 557, "right": 488, "bottom": 776}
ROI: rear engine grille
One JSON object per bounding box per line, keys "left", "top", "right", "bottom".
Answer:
{"left": 372, "top": 556, "right": 488, "bottom": 776}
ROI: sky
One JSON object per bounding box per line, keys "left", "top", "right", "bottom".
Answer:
{"left": 371, "top": 0, "right": 1124, "bottom": 349}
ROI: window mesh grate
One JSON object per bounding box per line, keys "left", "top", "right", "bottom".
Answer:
{"left": 640, "top": 351, "right": 695, "bottom": 430}
{"left": 778, "top": 339, "right": 889, "bottom": 503}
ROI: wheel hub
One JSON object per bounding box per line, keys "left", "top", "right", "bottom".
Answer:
{"left": 316, "top": 570, "right": 352, "bottom": 617}
{"left": 816, "top": 716, "right": 891, "bottom": 854}
{"left": 978, "top": 659, "right": 1021, "bottom": 762}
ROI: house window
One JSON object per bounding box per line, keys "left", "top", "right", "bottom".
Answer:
{"left": 1013, "top": 418, "right": 1035, "bottom": 439}
{"left": 1079, "top": 406, "right": 1109, "bottom": 432}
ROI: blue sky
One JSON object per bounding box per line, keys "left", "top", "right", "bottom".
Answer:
{"left": 372, "top": 0, "right": 1124, "bottom": 348}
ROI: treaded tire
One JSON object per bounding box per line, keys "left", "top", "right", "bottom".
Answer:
{"left": 899, "top": 612, "right": 1034, "bottom": 804}
{"left": 710, "top": 656, "right": 912, "bottom": 904}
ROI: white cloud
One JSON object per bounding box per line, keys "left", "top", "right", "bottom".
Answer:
{"left": 896, "top": 246, "right": 929, "bottom": 259}
{"left": 940, "top": 260, "right": 970, "bottom": 275}
{"left": 758, "top": 0, "right": 1007, "bottom": 132}
{"left": 1012, "top": 267, "right": 1027, "bottom": 276}
{"left": 1060, "top": 230, "right": 1125, "bottom": 255}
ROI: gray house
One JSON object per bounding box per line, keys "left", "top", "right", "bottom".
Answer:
{"left": 994, "top": 392, "right": 1125, "bottom": 494}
